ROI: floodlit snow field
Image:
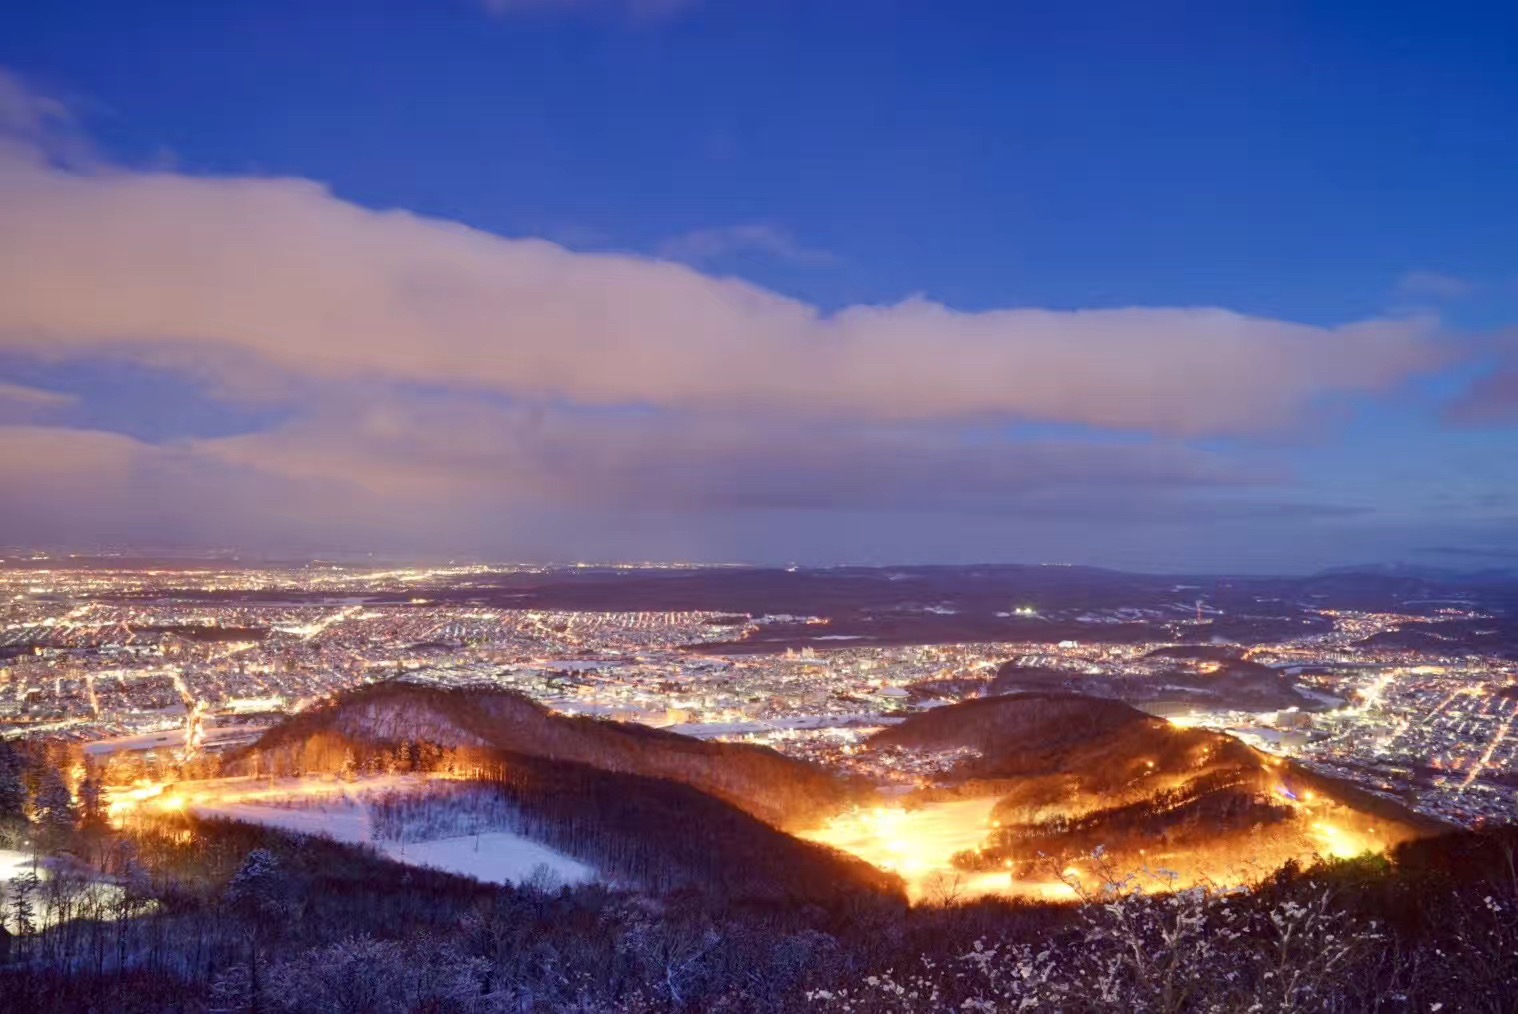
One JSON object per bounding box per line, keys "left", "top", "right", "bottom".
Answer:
{"left": 181, "top": 783, "right": 596, "bottom": 888}
{"left": 797, "top": 797, "right": 1057, "bottom": 903}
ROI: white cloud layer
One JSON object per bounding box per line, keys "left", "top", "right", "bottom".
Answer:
{"left": 0, "top": 69, "right": 1467, "bottom": 561}
{"left": 0, "top": 150, "right": 1444, "bottom": 438}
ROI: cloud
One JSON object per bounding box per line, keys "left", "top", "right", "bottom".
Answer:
{"left": 0, "top": 68, "right": 94, "bottom": 168}
{"left": 0, "top": 149, "right": 1447, "bottom": 438}
{"left": 1444, "top": 326, "right": 1518, "bottom": 426}
{"left": 0, "top": 381, "right": 76, "bottom": 410}
{"left": 1447, "top": 367, "right": 1518, "bottom": 426}
{"left": 1396, "top": 270, "right": 1476, "bottom": 302}
{"left": 0, "top": 425, "right": 179, "bottom": 545}
{"left": 658, "top": 224, "right": 840, "bottom": 268}
{"left": 0, "top": 423, "right": 427, "bottom": 550}
{"left": 189, "top": 393, "right": 1260, "bottom": 512}
{"left": 0, "top": 70, "right": 1461, "bottom": 563}
{"left": 0, "top": 406, "right": 1352, "bottom": 555}
{"left": 0, "top": 381, "right": 76, "bottom": 425}
{"left": 0, "top": 424, "right": 138, "bottom": 483}
{"left": 0, "top": 69, "right": 71, "bottom": 139}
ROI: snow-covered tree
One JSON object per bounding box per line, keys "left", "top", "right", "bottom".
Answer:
{"left": 226, "top": 848, "right": 286, "bottom": 924}
{"left": 807, "top": 877, "right": 1377, "bottom": 1013}
{"left": 0, "top": 743, "right": 27, "bottom": 840}
{"left": 207, "top": 963, "right": 254, "bottom": 1014}
{"left": 9, "top": 865, "right": 39, "bottom": 937}
{"left": 31, "top": 766, "right": 76, "bottom": 847}
{"left": 263, "top": 936, "right": 488, "bottom": 1014}
{"left": 76, "top": 771, "right": 106, "bottom": 830}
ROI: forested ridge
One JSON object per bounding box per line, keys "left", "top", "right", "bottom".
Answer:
{"left": 233, "top": 681, "right": 861, "bottom": 828}
{"left": 1, "top": 772, "right": 1515, "bottom": 1012}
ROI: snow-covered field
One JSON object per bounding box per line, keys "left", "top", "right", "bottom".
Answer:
{"left": 382, "top": 833, "right": 594, "bottom": 886}
{"left": 182, "top": 781, "right": 595, "bottom": 888}
{"left": 0, "top": 847, "right": 39, "bottom": 881}
{"left": 0, "top": 848, "right": 134, "bottom": 931}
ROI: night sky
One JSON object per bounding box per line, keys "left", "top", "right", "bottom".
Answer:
{"left": 2, "top": 0, "right": 1516, "bottom": 571}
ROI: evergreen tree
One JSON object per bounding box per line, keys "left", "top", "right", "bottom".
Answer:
{"left": 0, "top": 743, "right": 24, "bottom": 822}
{"left": 10, "top": 866, "right": 38, "bottom": 936}
{"left": 226, "top": 847, "right": 285, "bottom": 1006}
{"left": 0, "top": 743, "right": 26, "bottom": 847}
{"left": 226, "top": 848, "right": 286, "bottom": 923}
{"left": 32, "top": 767, "right": 77, "bottom": 846}
{"left": 77, "top": 771, "right": 105, "bottom": 830}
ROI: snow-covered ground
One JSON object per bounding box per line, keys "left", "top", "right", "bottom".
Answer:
{"left": 184, "top": 783, "right": 595, "bottom": 888}
{"left": 192, "top": 800, "right": 371, "bottom": 842}
{"left": 382, "top": 833, "right": 594, "bottom": 886}
{"left": 0, "top": 847, "right": 39, "bottom": 881}
{"left": 0, "top": 848, "right": 133, "bottom": 931}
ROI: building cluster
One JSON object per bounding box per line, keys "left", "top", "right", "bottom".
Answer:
{"left": 2, "top": 563, "right": 1514, "bottom": 827}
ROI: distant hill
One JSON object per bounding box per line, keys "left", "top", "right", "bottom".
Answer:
{"left": 872, "top": 692, "right": 1152, "bottom": 772}
{"left": 231, "top": 681, "right": 858, "bottom": 828}
{"left": 871, "top": 692, "right": 1263, "bottom": 810}
{"left": 988, "top": 652, "right": 1317, "bottom": 712}
{"left": 1313, "top": 562, "right": 1518, "bottom": 584}
{"left": 867, "top": 693, "right": 1445, "bottom": 885}
{"left": 224, "top": 682, "right": 900, "bottom": 904}
{"left": 985, "top": 664, "right": 1082, "bottom": 692}
{"left": 1143, "top": 644, "right": 1247, "bottom": 662}
{"left": 1356, "top": 617, "right": 1518, "bottom": 659}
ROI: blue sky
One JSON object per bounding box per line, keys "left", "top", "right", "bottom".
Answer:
{"left": 0, "top": 0, "right": 1515, "bottom": 571}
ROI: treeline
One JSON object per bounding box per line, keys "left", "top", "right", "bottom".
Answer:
{"left": 872, "top": 692, "right": 1148, "bottom": 765}
{"left": 367, "top": 784, "right": 524, "bottom": 845}
{"left": 1, "top": 807, "right": 1516, "bottom": 1012}
{"left": 0, "top": 737, "right": 114, "bottom": 855}
{"left": 872, "top": 691, "right": 1262, "bottom": 794}
{"left": 971, "top": 777, "right": 1296, "bottom": 870}
{"left": 187, "top": 726, "right": 901, "bottom": 903}
{"left": 362, "top": 755, "right": 904, "bottom": 903}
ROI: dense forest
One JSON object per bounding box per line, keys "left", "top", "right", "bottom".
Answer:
{"left": 1, "top": 757, "right": 1515, "bottom": 1011}
{"left": 357, "top": 755, "right": 901, "bottom": 902}
{"left": 2, "top": 690, "right": 1514, "bottom": 1011}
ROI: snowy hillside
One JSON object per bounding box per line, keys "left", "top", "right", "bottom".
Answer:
{"left": 186, "top": 781, "right": 595, "bottom": 888}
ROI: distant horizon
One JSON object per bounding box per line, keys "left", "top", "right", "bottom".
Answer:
{"left": 4, "top": 544, "right": 1516, "bottom": 580}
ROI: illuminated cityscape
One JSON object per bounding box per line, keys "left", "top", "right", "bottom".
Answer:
{"left": 5, "top": 559, "right": 1512, "bottom": 832}
{"left": 4, "top": 0, "right": 1518, "bottom": 1007}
